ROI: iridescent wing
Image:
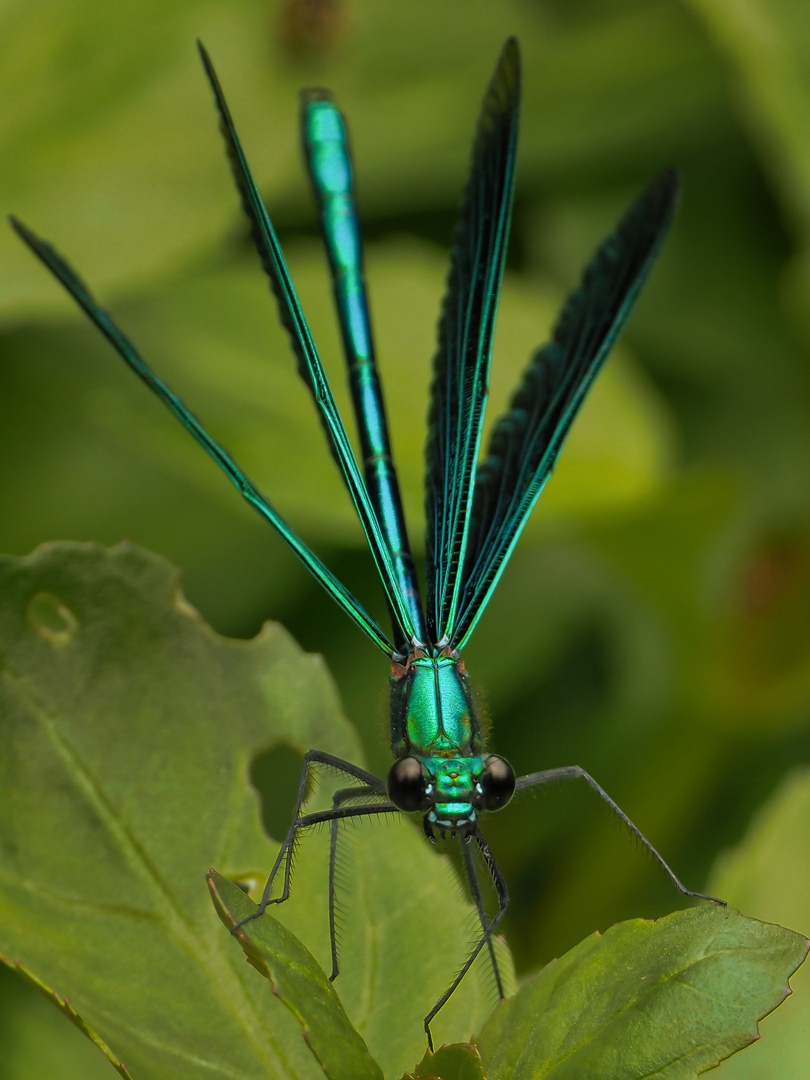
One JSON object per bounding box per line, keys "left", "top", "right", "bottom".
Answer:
{"left": 451, "top": 169, "right": 681, "bottom": 648}
{"left": 424, "top": 38, "right": 520, "bottom": 646}
{"left": 197, "top": 44, "right": 418, "bottom": 648}
{"left": 9, "top": 47, "right": 415, "bottom": 658}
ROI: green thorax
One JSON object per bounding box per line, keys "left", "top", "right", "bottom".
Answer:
{"left": 390, "top": 651, "right": 483, "bottom": 759}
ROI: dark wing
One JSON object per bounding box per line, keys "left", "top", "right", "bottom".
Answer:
{"left": 451, "top": 169, "right": 681, "bottom": 648}
{"left": 10, "top": 215, "right": 395, "bottom": 656}
{"left": 198, "top": 43, "right": 418, "bottom": 647}
{"left": 424, "top": 37, "right": 520, "bottom": 646}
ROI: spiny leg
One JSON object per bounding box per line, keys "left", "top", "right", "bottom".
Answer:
{"left": 460, "top": 837, "right": 505, "bottom": 999}
{"left": 424, "top": 829, "right": 509, "bottom": 1052}
{"left": 516, "top": 765, "right": 726, "bottom": 905}
{"left": 261, "top": 750, "right": 388, "bottom": 909}
{"left": 235, "top": 750, "right": 391, "bottom": 931}
{"left": 233, "top": 800, "right": 398, "bottom": 945}
{"left": 328, "top": 781, "right": 390, "bottom": 981}
{"left": 329, "top": 812, "right": 341, "bottom": 980}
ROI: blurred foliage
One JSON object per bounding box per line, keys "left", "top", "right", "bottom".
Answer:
{"left": 2, "top": 0, "right": 810, "bottom": 1073}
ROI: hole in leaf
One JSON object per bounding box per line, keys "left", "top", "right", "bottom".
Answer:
{"left": 27, "top": 592, "right": 77, "bottom": 644}
{"left": 250, "top": 744, "right": 307, "bottom": 840}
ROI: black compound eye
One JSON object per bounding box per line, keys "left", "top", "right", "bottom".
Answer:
{"left": 479, "top": 755, "right": 516, "bottom": 811}
{"left": 387, "top": 756, "right": 427, "bottom": 812}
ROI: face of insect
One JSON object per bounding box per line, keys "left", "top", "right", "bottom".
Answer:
{"left": 387, "top": 751, "right": 516, "bottom": 837}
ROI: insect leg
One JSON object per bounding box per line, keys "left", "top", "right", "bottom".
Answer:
{"left": 235, "top": 750, "right": 390, "bottom": 932}
{"left": 235, "top": 801, "right": 396, "bottom": 940}
{"left": 460, "top": 837, "right": 505, "bottom": 999}
{"left": 424, "top": 829, "right": 509, "bottom": 1051}
{"left": 328, "top": 780, "right": 389, "bottom": 981}
{"left": 516, "top": 765, "right": 725, "bottom": 904}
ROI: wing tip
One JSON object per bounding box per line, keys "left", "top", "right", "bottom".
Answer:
{"left": 643, "top": 167, "right": 682, "bottom": 223}
{"left": 196, "top": 38, "right": 213, "bottom": 72}
{"left": 491, "top": 36, "right": 521, "bottom": 110}
{"left": 500, "top": 36, "right": 521, "bottom": 72}
{"left": 8, "top": 213, "right": 28, "bottom": 243}
{"left": 197, "top": 39, "right": 227, "bottom": 106}
{"left": 9, "top": 214, "right": 49, "bottom": 263}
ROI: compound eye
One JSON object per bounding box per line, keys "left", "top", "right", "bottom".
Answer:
{"left": 387, "top": 756, "right": 427, "bottom": 812}
{"left": 479, "top": 755, "right": 516, "bottom": 811}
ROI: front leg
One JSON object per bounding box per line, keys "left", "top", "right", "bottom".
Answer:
{"left": 516, "top": 765, "right": 725, "bottom": 904}
{"left": 234, "top": 750, "right": 389, "bottom": 932}
{"left": 327, "top": 780, "right": 392, "bottom": 981}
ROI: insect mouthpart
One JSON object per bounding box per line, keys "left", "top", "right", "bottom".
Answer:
{"left": 424, "top": 803, "right": 478, "bottom": 842}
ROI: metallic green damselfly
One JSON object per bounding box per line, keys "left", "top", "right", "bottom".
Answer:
{"left": 12, "top": 37, "right": 722, "bottom": 1047}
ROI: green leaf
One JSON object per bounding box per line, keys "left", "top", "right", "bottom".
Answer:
{"left": 0, "top": 958, "right": 118, "bottom": 1079}
{"left": 475, "top": 906, "right": 808, "bottom": 1080}
{"left": 0, "top": 542, "right": 503, "bottom": 1079}
{"left": 208, "top": 872, "right": 382, "bottom": 1080}
{"left": 405, "top": 1042, "right": 487, "bottom": 1080}
{"left": 708, "top": 768, "right": 810, "bottom": 1078}
{"left": 0, "top": 956, "right": 133, "bottom": 1078}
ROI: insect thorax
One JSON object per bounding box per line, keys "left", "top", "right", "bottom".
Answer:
{"left": 389, "top": 650, "right": 483, "bottom": 760}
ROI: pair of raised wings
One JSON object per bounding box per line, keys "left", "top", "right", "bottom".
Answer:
{"left": 12, "top": 38, "right": 678, "bottom": 660}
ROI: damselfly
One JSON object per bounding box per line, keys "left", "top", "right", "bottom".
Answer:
{"left": 12, "top": 36, "right": 722, "bottom": 1047}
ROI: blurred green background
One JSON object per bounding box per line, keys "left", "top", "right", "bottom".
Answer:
{"left": 2, "top": 0, "right": 810, "bottom": 1074}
